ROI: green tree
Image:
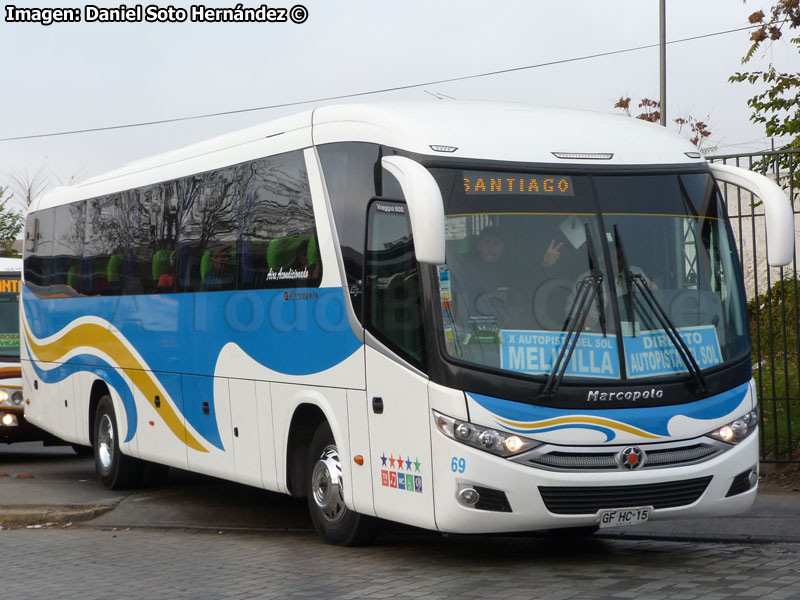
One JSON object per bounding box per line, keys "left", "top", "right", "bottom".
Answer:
{"left": 729, "top": 1, "right": 800, "bottom": 175}
{"left": 0, "top": 187, "right": 24, "bottom": 257}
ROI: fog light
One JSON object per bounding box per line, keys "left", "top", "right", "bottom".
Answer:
{"left": 457, "top": 487, "right": 480, "bottom": 506}
{"left": 1, "top": 413, "right": 17, "bottom": 427}
{"left": 748, "top": 469, "right": 759, "bottom": 488}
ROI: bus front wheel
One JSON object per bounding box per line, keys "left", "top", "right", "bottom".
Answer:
{"left": 306, "top": 422, "right": 379, "bottom": 546}
{"left": 94, "top": 395, "right": 142, "bottom": 489}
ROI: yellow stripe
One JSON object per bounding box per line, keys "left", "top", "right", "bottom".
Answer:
{"left": 23, "top": 320, "right": 208, "bottom": 453}
{"left": 445, "top": 212, "right": 721, "bottom": 221}
{"left": 495, "top": 415, "right": 661, "bottom": 440}
{"left": 446, "top": 212, "right": 596, "bottom": 218}
{"left": 602, "top": 212, "right": 722, "bottom": 221}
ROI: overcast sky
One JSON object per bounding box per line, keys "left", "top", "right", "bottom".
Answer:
{"left": 1, "top": 0, "right": 795, "bottom": 210}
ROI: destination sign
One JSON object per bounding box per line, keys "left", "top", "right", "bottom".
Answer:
{"left": 463, "top": 171, "right": 574, "bottom": 196}
{"left": 0, "top": 279, "right": 20, "bottom": 294}
{"left": 499, "top": 325, "right": 722, "bottom": 380}
{"left": 623, "top": 325, "right": 722, "bottom": 379}
{"left": 500, "top": 330, "right": 619, "bottom": 379}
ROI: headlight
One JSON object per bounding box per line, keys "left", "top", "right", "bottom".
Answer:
{"left": 708, "top": 408, "right": 758, "bottom": 444}
{"left": 11, "top": 391, "right": 23, "bottom": 406}
{"left": 434, "top": 410, "right": 540, "bottom": 457}
{"left": 0, "top": 390, "right": 8, "bottom": 405}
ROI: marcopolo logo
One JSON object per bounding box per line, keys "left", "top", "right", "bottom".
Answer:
{"left": 586, "top": 388, "right": 664, "bottom": 402}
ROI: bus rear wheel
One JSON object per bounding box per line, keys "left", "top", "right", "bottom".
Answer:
{"left": 307, "top": 422, "right": 379, "bottom": 546}
{"left": 94, "top": 395, "right": 142, "bottom": 489}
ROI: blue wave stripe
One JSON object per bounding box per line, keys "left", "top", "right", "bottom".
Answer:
{"left": 503, "top": 423, "right": 617, "bottom": 440}
{"left": 30, "top": 354, "right": 138, "bottom": 442}
{"left": 468, "top": 382, "right": 749, "bottom": 438}
{"left": 24, "top": 286, "right": 363, "bottom": 451}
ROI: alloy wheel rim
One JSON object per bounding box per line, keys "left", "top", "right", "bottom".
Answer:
{"left": 97, "top": 414, "right": 114, "bottom": 474}
{"left": 311, "top": 444, "right": 346, "bottom": 523}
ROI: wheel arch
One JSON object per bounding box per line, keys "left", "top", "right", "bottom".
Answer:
{"left": 285, "top": 403, "right": 329, "bottom": 498}
{"left": 88, "top": 379, "right": 111, "bottom": 447}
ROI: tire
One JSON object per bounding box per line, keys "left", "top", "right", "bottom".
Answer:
{"left": 71, "top": 443, "right": 93, "bottom": 457}
{"left": 307, "top": 422, "right": 380, "bottom": 546}
{"left": 94, "top": 395, "right": 143, "bottom": 489}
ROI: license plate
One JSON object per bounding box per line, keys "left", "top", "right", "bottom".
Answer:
{"left": 598, "top": 506, "right": 651, "bottom": 528}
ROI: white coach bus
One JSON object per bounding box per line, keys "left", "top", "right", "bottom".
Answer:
{"left": 21, "top": 102, "right": 793, "bottom": 544}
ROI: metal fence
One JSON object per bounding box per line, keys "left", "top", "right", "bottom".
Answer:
{"left": 708, "top": 149, "right": 800, "bottom": 462}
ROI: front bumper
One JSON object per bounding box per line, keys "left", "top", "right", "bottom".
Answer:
{"left": 431, "top": 421, "right": 758, "bottom": 534}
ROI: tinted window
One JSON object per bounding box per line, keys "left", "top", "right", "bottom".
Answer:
{"left": 365, "top": 201, "right": 425, "bottom": 366}
{"left": 127, "top": 184, "right": 180, "bottom": 294}
{"left": 52, "top": 203, "right": 85, "bottom": 294}
{"left": 26, "top": 150, "right": 323, "bottom": 299}
{"left": 84, "top": 195, "right": 125, "bottom": 295}
{"left": 175, "top": 168, "right": 239, "bottom": 292}
{"left": 23, "top": 209, "right": 55, "bottom": 291}
{"left": 318, "top": 143, "right": 402, "bottom": 319}
{"left": 239, "top": 151, "right": 321, "bottom": 289}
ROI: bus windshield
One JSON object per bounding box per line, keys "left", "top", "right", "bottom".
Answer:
{"left": 432, "top": 169, "right": 748, "bottom": 382}
{"left": 0, "top": 276, "right": 20, "bottom": 358}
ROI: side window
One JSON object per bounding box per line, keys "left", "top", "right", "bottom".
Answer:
{"left": 238, "top": 151, "right": 322, "bottom": 289}
{"left": 365, "top": 201, "right": 425, "bottom": 366}
{"left": 23, "top": 209, "right": 55, "bottom": 293}
{"left": 52, "top": 203, "right": 85, "bottom": 294}
{"left": 176, "top": 168, "right": 238, "bottom": 292}
{"left": 318, "top": 142, "right": 401, "bottom": 319}
{"left": 84, "top": 195, "right": 124, "bottom": 296}
{"left": 127, "top": 184, "right": 179, "bottom": 294}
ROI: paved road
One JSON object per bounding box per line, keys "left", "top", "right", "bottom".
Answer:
{"left": 4, "top": 528, "right": 800, "bottom": 599}
{"left": 4, "top": 442, "right": 800, "bottom": 599}
{"left": 0, "top": 442, "right": 313, "bottom": 530}
{"left": 4, "top": 442, "right": 800, "bottom": 543}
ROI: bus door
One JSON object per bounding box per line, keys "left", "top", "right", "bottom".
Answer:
{"left": 364, "top": 201, "right": 435, "bottom": 529}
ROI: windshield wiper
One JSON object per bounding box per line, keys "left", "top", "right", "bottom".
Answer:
{"left": 613, "top": 225, "right": 637, "bottom": 334}
{"left": 541, "top": 224, "right": 605, "bottom": 400}
{"left": 614, "top": 227, "right": 707, "bottom": 394}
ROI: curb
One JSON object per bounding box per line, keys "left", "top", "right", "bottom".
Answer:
{"left": 596, "top": 530, "right": 800, "bottom": 545}
{"left": 0, "top": 505, "right": 114, "bottom": 528}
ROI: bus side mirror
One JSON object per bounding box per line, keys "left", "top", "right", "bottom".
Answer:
{"left": 381, "top": 156, "right": 445, "bottom": 265}
{"left": 709, "top": 163, "right": 795, "bottom": 267}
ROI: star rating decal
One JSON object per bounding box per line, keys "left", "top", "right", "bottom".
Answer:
{"left": 378, "top": 451, "right": 423, "bottom": 493}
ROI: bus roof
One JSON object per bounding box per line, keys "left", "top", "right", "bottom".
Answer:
{"left": 0, "top": 257, "right": 22, "bottom": 273}
{"left": 32, "top": 101, "right": 703, "bottom": 212}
